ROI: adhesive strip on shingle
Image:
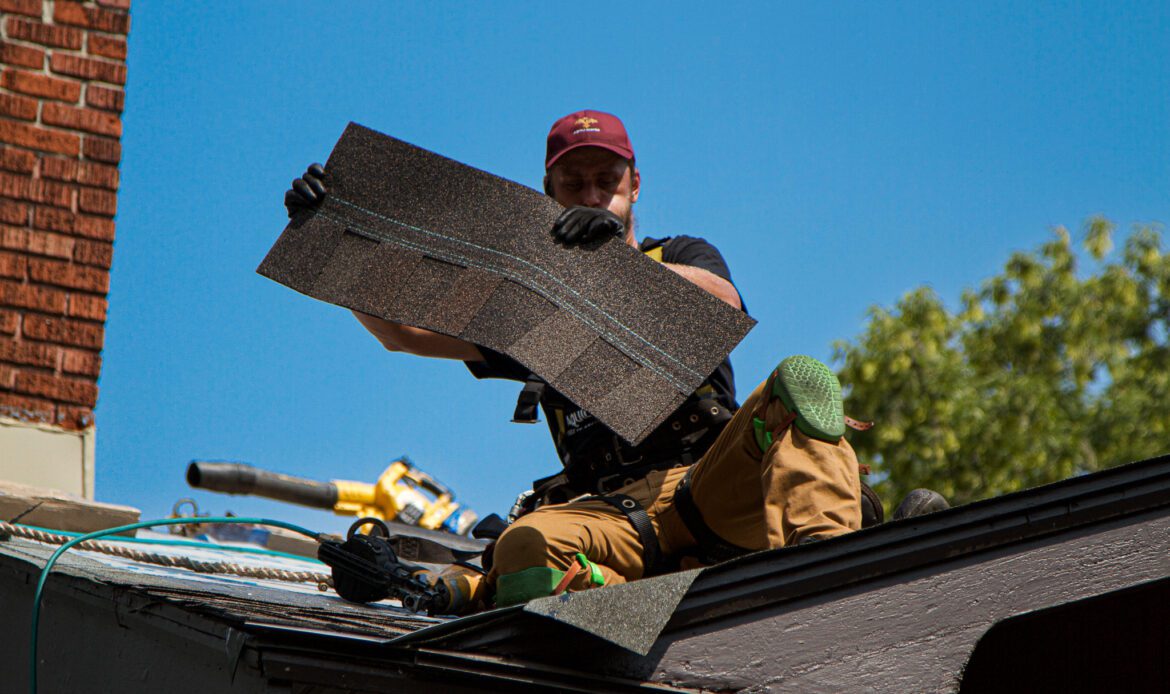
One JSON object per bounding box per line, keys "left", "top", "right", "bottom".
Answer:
{"left": 258, "top": 122, "right": 755, "bottom": 443}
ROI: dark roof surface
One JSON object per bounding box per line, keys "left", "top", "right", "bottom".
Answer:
{"left": 5, "top": 454, "right": 1169, "bottom": 691}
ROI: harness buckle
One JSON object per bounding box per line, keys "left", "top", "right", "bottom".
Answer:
{"left": 613, "top": 437, "right": 645, "bottom": 468}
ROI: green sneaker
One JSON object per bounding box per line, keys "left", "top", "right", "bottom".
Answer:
{"left": 771, "top": 355, "right": 846, "bottom": 443}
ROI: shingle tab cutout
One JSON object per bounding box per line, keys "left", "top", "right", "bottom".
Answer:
{"left": 258, "top": 123, "right": 756, "bottom": 444}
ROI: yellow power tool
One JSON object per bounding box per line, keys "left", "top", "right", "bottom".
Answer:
{"left": 186, "top": 457, "right": 478, "bottom": 535}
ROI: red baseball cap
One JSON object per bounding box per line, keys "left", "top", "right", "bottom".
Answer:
{"left": 545, "top": 109, "right": 635, "bottom": 170}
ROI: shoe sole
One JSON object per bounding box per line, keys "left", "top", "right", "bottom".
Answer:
{"left": 772, "top": 355, "right": 846, "bottom": 442}
{"left": 892, "top": 489, "right": 951, "bottom": 521}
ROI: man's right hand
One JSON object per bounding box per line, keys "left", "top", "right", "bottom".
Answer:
{"left": 284, "top": 163, "right": 328, "bottom": 218}
{"left": 550, "top": 206, "right": 625, "bottom": 245}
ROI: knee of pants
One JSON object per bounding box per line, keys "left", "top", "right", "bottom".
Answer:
{"left": 492, "top": 523, "right": 558, "bottom": 576}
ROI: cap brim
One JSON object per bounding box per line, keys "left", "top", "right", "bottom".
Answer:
{"left": 546, "top": 142, "right": 635, "bottom": 170}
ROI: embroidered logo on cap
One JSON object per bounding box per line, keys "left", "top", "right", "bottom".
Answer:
{"left": 573, "top": 116, "right": 600, "bottom": 134}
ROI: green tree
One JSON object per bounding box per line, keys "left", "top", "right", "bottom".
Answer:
{"left": 835, "top": 218, "right": 1170, "bottom": 510}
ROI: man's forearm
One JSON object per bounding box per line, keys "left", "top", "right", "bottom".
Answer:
{"left": 663, "top": 263, "right": 743, "bottom": 310}
{"left": 352, "top": 311, "right": 484, "bottom": 361}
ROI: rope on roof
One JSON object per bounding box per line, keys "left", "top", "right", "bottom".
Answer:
{"left": 0, "top": 521, "right": 332, "bottom": 587}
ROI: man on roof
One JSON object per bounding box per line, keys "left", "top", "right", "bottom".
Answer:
{"left": 285, "top": 110, "right": 865, "bottom": 614}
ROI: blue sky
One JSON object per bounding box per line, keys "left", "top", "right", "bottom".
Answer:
{"left": 99, "top": 2, "right": 1168, "bottom": 532}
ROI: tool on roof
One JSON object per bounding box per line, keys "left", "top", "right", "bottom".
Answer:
{"left": 317, "top": 517, "right": 446, "bottom": 613}
{"left": 167, "top": 497, "right": 212, "bottom": 536}
{"left": 186, "top": 457, "right": 479, "bottom": 535}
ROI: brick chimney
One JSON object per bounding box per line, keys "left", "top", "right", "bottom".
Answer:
{"left": 0, "top": 0, "right": 128, "bottom": 498}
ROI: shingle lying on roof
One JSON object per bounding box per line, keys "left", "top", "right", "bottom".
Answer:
{"left": 258, "top": 123, "right": 755, "bottom": 444}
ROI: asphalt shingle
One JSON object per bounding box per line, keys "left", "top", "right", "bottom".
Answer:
{"left": 258, "top": 123, "right": 755, "bottom": 443}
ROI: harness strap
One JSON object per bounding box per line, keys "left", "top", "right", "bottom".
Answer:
{"left": 564, "top": 395, "right": 733, "bottom": 492}
{"left": 845, "top": 416, "right": 874, "bottom": 431}
{"left": 593, "top": 453, "right": 693, "bottom": 494}
{"left": 511, "top": 377, "right": 545, "bottom": 424}
{"left": 589, "top": 494, "right": 663, "bottom": 577}
{"left": 672, "top": 468, "right": 752, "bottom": 564}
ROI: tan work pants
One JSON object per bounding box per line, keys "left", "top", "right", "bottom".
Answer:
{"left": 490, "top": 371, "right": 863, "bottom": 592}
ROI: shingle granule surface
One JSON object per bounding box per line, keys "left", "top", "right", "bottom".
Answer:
{"left": 258, "top": 123, "right": 755, "bottom": 444}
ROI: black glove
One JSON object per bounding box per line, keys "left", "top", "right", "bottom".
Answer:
{"left": 550, "top": 206, "right": 625, "bottom": 245}
{"left": 284, "top": 163, "right": 328, "bottom": 218}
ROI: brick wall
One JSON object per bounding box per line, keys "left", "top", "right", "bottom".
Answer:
{"left": 0, "top": 0, "right": 128, "bottom": 432}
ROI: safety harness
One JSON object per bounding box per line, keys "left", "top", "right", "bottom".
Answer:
{"left": 511, "top": 376, "right": 545, "bottom": 424}
{"left": 586, "top": 493, "right": 663, "bottom": 575}
{"left": 565, "top": 389, "right": 733, "bottom": 494}
{"left": 572, "top": 469, "right": 750, "bottom": 576}
{"left": 671, "top": 467, "right": 753, "bottom": 563}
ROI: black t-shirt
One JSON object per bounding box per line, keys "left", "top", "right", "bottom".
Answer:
{"left": 466, "top": 235, "right": 745, "bottom": 487}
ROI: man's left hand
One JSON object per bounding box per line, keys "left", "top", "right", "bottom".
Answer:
{"left": 284, "top": 163, "right": 328, "bottom": 218}
{"left": 550, "top": 206, "right": 625, "bottom": 245}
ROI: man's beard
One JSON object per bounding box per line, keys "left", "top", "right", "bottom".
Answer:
{"left": 617, "top": 206, "right": 635, "bottom": 239}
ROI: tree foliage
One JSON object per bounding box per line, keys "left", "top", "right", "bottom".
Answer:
{"left": 835, "top": 218, "right": 1170, "bottom": 509}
